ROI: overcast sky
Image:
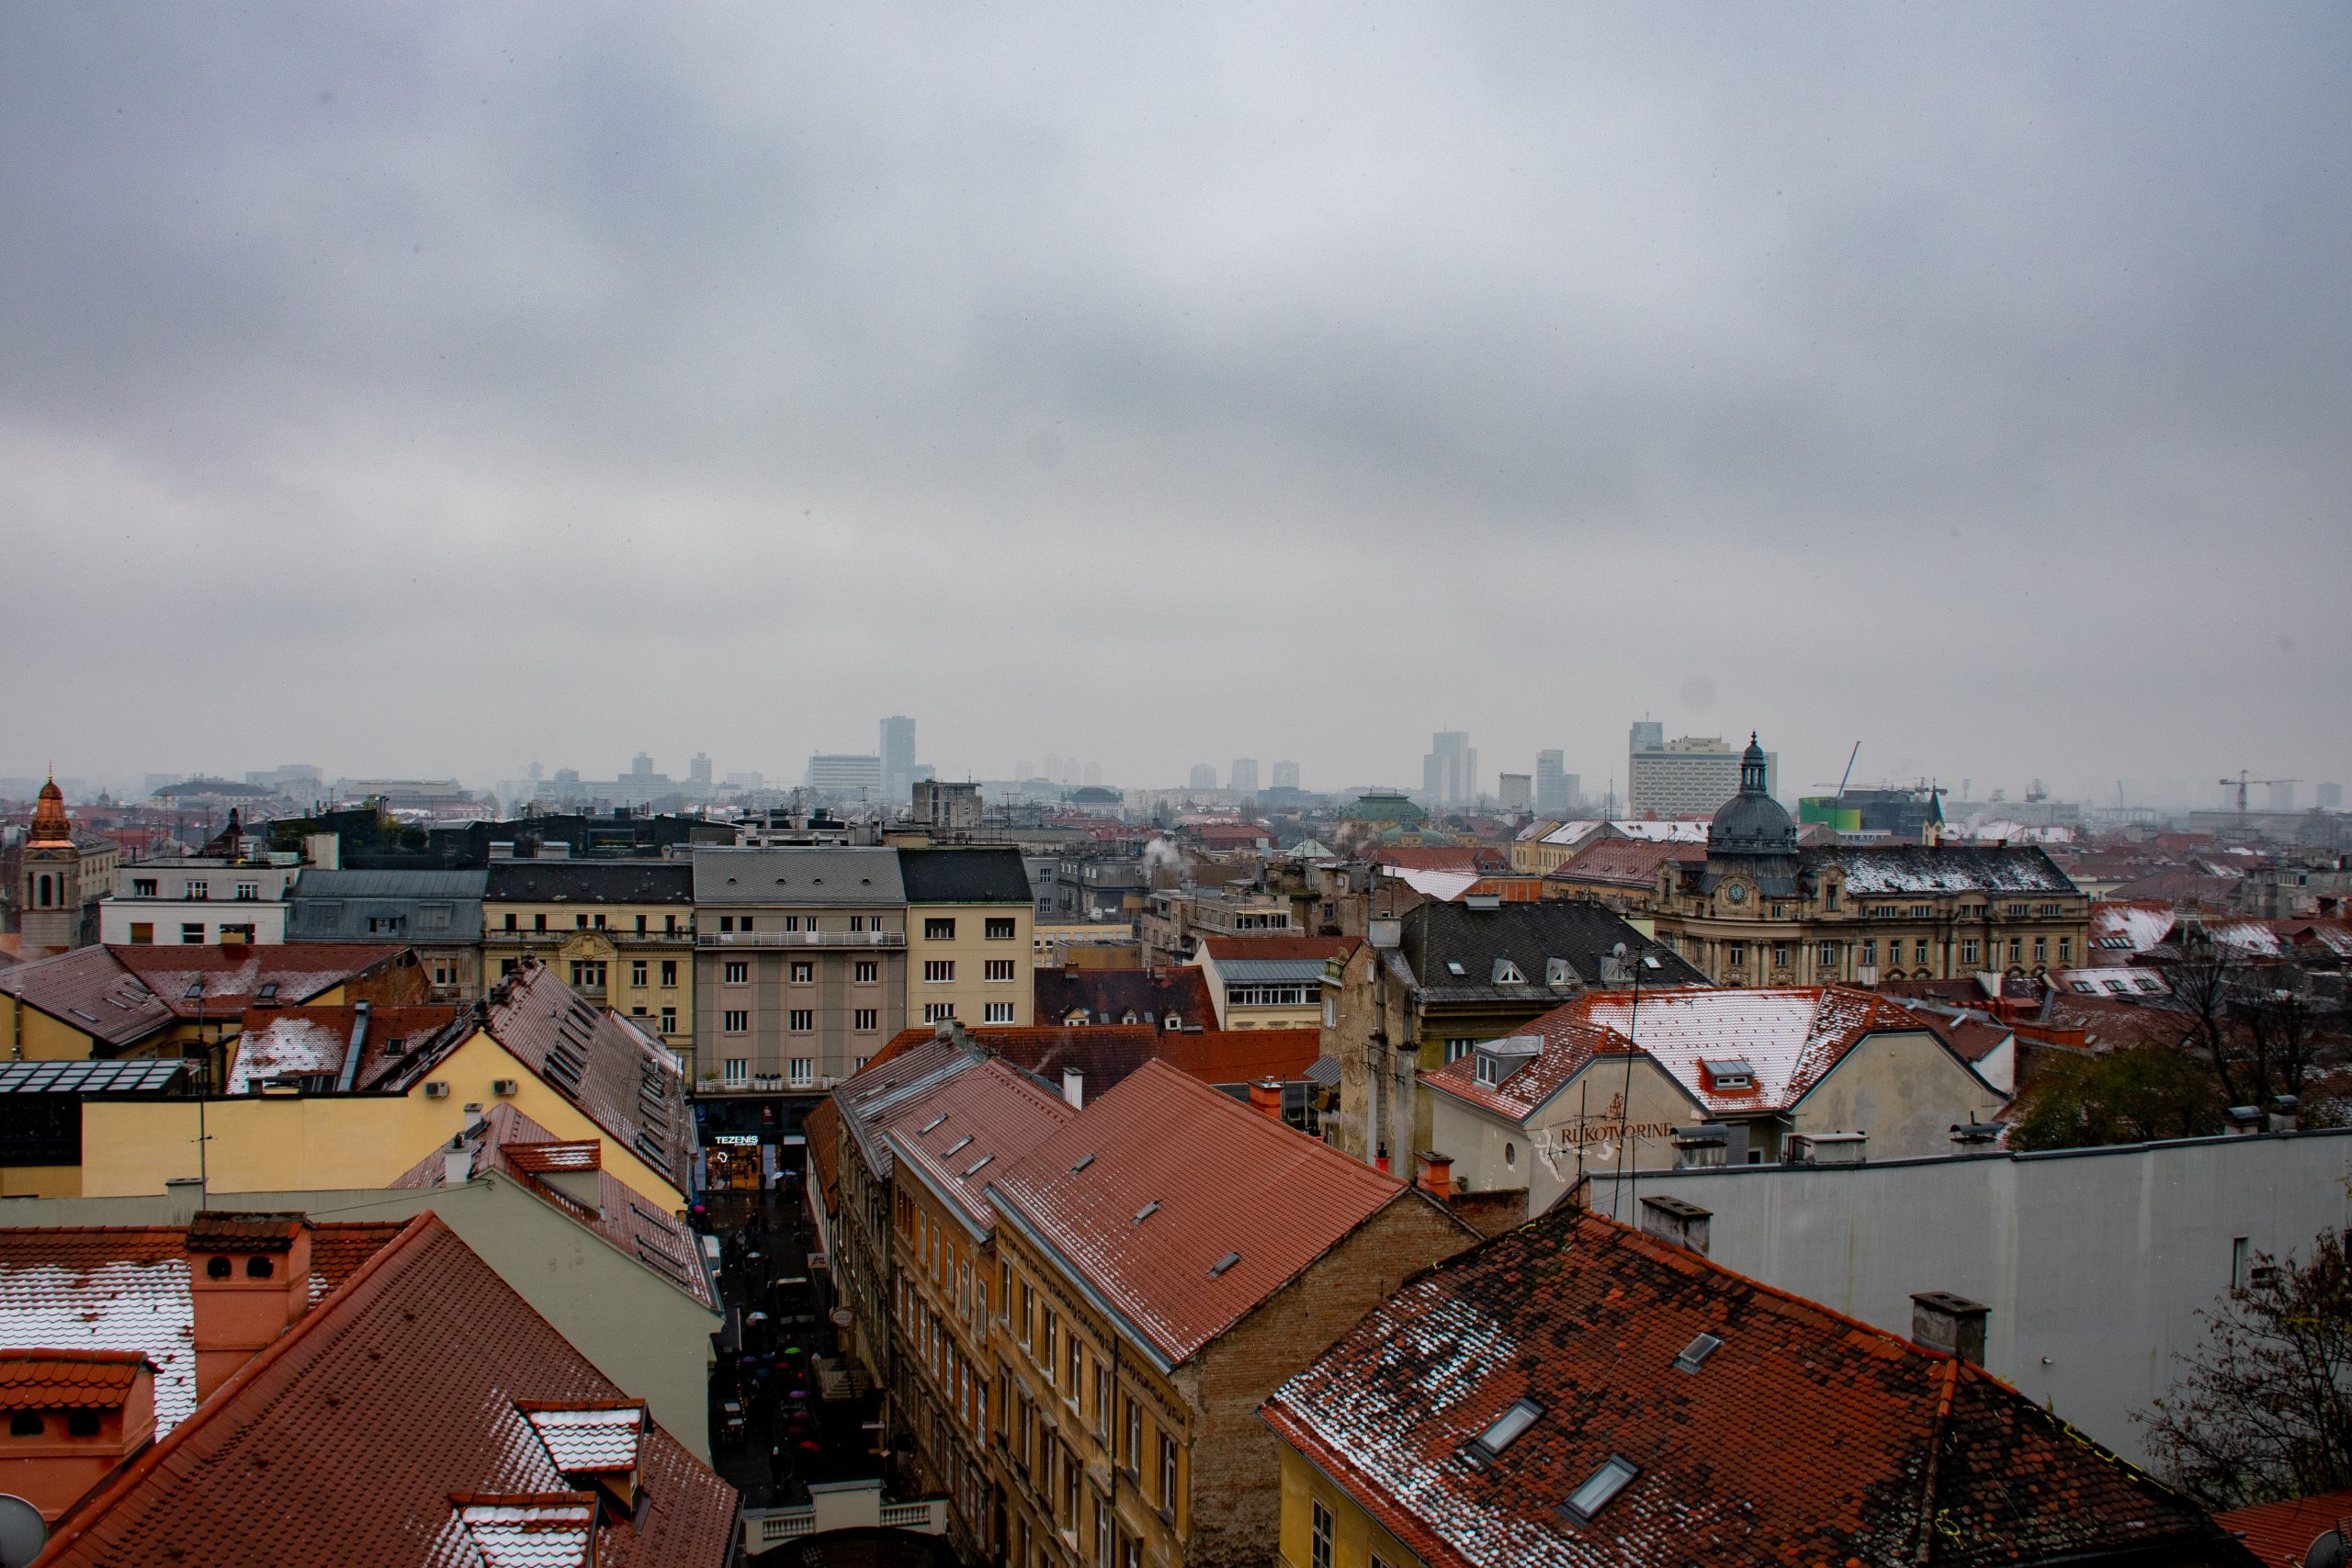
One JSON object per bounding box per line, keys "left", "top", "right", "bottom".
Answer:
{"left": 4, "top": 3, "right": 2346, "bottom": 806}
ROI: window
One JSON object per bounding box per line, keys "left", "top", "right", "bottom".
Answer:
{"left": 854, "top": 960, "right": 878, "bottom": 985}
{"left": 67, "top": 1408, "right": 101, "bottom": 1438}
{"left": 1961, "top": 938, "right": 1979, "bottom": 965}
{"left": 788, "top": 1009, "right": 814, "bottom": 1032}
{"left": 848, "top": 915, "right": 865, "bottom": 932}
{"left": 181, "top": 922, "right": 205, "bottom": 943}
{"left": 1861, "top": 939, "right": 1876, "bottom": 966}
{"left": 1563, "top": 1456, "right": 1640, "bottom": 1524}
{"left": 535, "top": 913, "right": 548, "bottom": 931}
{"left": 2232, "top": 1235, "right": 2252, "bottom": 1291}
{"left": 504, "top": 912, "right": 517, "bottom": 931}
{"left": 234, "top": 881, "right": 260, "bottom": 901}
{"left": 660, "top": 1007, "right": 676, "bottom": 1033}
{"left": 1158, "top": 1433, "right": 1178, "bottom": 1512}
{"left": 741, "top": 916, "right": 757, "bottom": 931}
{"left": 661, "top": 960, "right": 677, "bottom": 987}
{"left": 1092, "top": 1359, "right": 1109, "bottom": 1433}
{"left": 724, "top": 961, "right": 749, "bottom": 985}
{"left": 791, "top": 961, "right": 815, "bottom": 984}
{"left": 1825, "top": 885, "right": 1838, "bottom": 911}
{"left": 185, "top": 880, "right": 208, "bottom": 900}
{"left": 576, "top": 914, "right": 589, "bottom": 930}
{"left": 1913, "top": 941, "right": 1928, "bottom": 965}
{"left": 986, "top": 917, "right": 1017, "bottom": 941}
{"left": 985, "top": 1001, "right": 1015, "bottom": 1023}
{"left": 1466, "top": 1397, "right": 1543, "bottom": 1463}
{"left": 10, "top": 1412, "right": 43, "bottom": 1438}
{"left": 630, "top": 960, "right": 649, "bottom": 987}
{"left": 636, "top": 913, "right": 648, "bottom": 935}
{"left": 789, "top": 1057, "right": 813, "bottom": 1086}
{"left": 129, "top": 922, "right": 153, "bottom": 944}
{"left": 1726, "top": 943, "right": 1745, "bottom": 969}
{"left": 719, "top": 916, "right": 734, "bottom": 933}
{"left": 665, "top": 913, "right": 679, "bottom": 935}
{"left": 569, "top": 961, "right": 605, "bottom": 989}
{"left": 925, "top": 918, "right": 956, "bottom": 942}
{"left": 2009, "top": 938, "right": 2023, "bottom": 964}
{"left": 722, "top": 1010, "right": 749, "bottom": 1033}
{"left": 2059, "top": 936, "right": 2072, "bottom": 963}
{"left": 2033, "top": 936, "right": 2047, "bottom": 963}
{"left": 854, "top": 1008, "right": 879, "bottom": 1032}
{"left": 985, "top": 958, "right": 1016, "bottom": 982}
{"left": 1311, "top": 1501, "right": 1334, "bottom": 1568}
{"left": 2007, "top": 902, "right": 2029, "bottom": 918}
{"left": 133, "top": 877, "right": 158, "bottom": 897}
{"left": 1125, "top": 1398, "right": 1140, "bottom": 1473}
{"left": 1911, "top": 903, "right": 1930, "bottom": 919}
{"left": 924, "top": 960, "right": 956, "bottom": 983}
{"left": 723, "top": 1058, "right": 747, "bottom": 1086}
{"left": 924, "top": 1002, "right": 956, "bottom": 1023}
{"left": 1770, "top": 943, "right": 1790, "bottom": 969}
{"left": 1042, "top": 1311, "right": 1058, "bottom": 1382}
{"left": 1445, "top": 1038, "right": 1473, "bottom": 1063}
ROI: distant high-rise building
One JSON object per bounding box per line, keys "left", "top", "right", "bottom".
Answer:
{"left": 1630, "top": 729, "right": 1773, "bottom": 818}
{"left": 629, "top": 752, "right": 655, "bottom": 781}
{"left": 1188, "top": 763, "right": 1217, "bottom": 790}
{"left": 689, "top": 752, "right": 713, "bottom": 787}
{"left": 2269, "top": 781, "right": 2299, "bottom": 811}
{"left": 806, "top": 753, "right": 883, "bottom": 796}
{"left": 1629, "top": 720, "right": 1664, "bottom": 753}
{"left": 1498, "top": 773, "right": 1532, "bottom": 811}
{"left": 2320, "top": 783, "right": 2344, "bottom": 810}
{"left": 881, "top": 716, "right": 918, "bottom": 800}
{"left": 1422, "top": 731, "right": 1476, "bottom": 809}
{"left": 1534, "top": 750, "right": 1576, "bottom": 816}
{"left": 1045, "top": 753, "right": 1063, "bottom": 785}
{"left": 1230, "top": 758, "right": 1260, "bottom": 795}
{"left": 1272, "top": 760, "right": 1301, "bottom": 790}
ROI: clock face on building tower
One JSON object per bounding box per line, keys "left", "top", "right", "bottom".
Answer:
{"left": 1725, "top": 884, "right": 1747, "bottom": 905}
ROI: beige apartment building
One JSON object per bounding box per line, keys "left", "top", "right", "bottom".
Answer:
{"left": 480, "top": 860, "right": 698, "bottom": 1071}
{"left": 899, "top": 847, "right": 1035, "bottom": 1029}
{"left": 691, "top": 846, "right": 907, "bottom": 1091}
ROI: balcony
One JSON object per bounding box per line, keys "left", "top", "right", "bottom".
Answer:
{"left": 742, "top": 1481, "right": 944, "bottom": 1551}
{"left": 697, "top": 930, "right": 905, "bottom": 949}
{"left": 488, "top": 925, "right": 693, "bottom": 947}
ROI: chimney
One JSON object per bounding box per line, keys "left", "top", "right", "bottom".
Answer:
{"left": 1248, "top": 1078, "right": 1283, "bottom": 1121}
{"left": 164, "top": 1176, "right": 207, "bottom": 1225}
{"left": 1060, "top": 1067, "right": 1085, "bottom": 1110}
{"left": 462, "top": 1101, "right": 486, "bottom": 1134}
{"left": 445, "top": 1135, "right": 475, "bottom": 1185}
{"left": 1638, "top": 1194, "right": 1712, "bottom": 1256}
{"left": 1910, "top": 1291, "right": 1989, "bottom": 1364}
{"left": 1415, "top": 1149, "right": 1453, "bottom": 1197}
{"left": 184, "top": 1213, "right": 314, "bottom": 1402}
{"left": 2224, "top": 1104, "right": 2264, "bottom": 1135}
{"left": 2269, "top": 1094, "right": 2301, "bottom": 1134}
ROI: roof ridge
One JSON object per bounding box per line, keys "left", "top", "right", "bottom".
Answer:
{"left": 35, "top": 1212, "right": 444, "bottom": 1560}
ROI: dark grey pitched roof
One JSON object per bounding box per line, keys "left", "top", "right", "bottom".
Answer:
{"left": 897, "top": 847, "right": 1032, "bottom": 905}
{"left": 482, "top": 860, "right": 694, "bottom": 905}
{"left": 287, "top": 868, "right": 489, "bottom": 943}
{"left": 1804, "top": 844, "right": 2081, "bottom": 896}
{"left": 690, "top": 846, "right": 907, "bottom": 906}
{"left": 1403, "top": 900, "right": 1707, "bottom": 1001}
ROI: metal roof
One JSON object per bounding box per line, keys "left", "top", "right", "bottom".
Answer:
{"left": 1212, "top": 956, "right": 1331, "bottom": 984}
{"left": 0, "top": 1058, "right": 189, "bottom": 1095}
{"left": 690, "top": 846, "right": 907, "bottom": 906}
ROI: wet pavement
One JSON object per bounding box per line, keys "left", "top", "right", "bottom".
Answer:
{"left": 697, "top": 1181, "right": 887, "bottom": 1509}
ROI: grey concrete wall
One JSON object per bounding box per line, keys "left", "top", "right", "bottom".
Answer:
{"left": 1581, "top": 1128, "right": 2352, "bottom": 1468}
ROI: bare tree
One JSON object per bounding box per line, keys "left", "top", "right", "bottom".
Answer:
{"left": 2141, "top": 1227, "right": 2352, "bottom": 1508}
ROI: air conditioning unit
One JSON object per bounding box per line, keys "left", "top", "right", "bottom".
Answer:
{"left": 423, "top": 1081, "right": 451, "bottom": 1099}
{"left": 492, "top": 1078, "right": 519, "bottom": 1097}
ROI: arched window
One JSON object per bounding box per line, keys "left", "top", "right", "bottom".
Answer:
{"left": 206, "top": 1256, "right": 232, "bottom": 1279}
{"left": 35, "top": 874, "right": 51, "bottom": 908}
{"left": 245, "top": 1255, "right": 275, "bottom": 1279}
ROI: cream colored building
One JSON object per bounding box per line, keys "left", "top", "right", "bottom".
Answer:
{"left": 899, "top": 847, "right": 1034, "bottom": 1029}
{"left": 482, "top": 859, "right": 697, "bottom": 1071}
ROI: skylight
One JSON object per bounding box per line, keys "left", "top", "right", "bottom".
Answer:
{"left": 944, "top": 1135, "right": 973, "bottom": 1156}
{"left": 1069, "top": 1154, "right": 1095, "bottom": 1173}
{"left": 1464, "top": 1398, "right": 1543, "bottom": 1465}
{"left": 1673, "top": 1331, "right": 1723, "bottom": 1373}
{"left": 1445, "top": 961, "right": 1466, "bottom": 976}
{"left": 183, "top": 982, "right": 206, "bottom": 1000}
{"left": 1208, "top": 1252, "right": 1241, "bottom": 1277}
{"left": 919, "top": 1113, "right": 948, "bottom": 1134}
{"left": 961, "top": 1155, "right": 993, "bottom": 1179}
{"left": 1133, "top": 1201, "right": 1160, "bottom": 1224}
{"left": 1561, "top": 1456, "right": 1640, "bottom": 1524}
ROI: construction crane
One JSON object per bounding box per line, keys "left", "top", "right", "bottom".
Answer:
{"left": 2219, "top": 771, "right": 2301, "bottom": 813}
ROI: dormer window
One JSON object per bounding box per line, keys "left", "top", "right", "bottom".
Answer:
{"left": 1491, "top": 959, "right": 1524, "bottom": 985}
{"left": 1701, "top": 1057, "right": 1755, "bottom": 1093}
{"left": 1464, "top": 1397, "right": 1542, "bottom": 1467}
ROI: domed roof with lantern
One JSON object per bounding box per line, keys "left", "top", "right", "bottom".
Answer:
{"left": 1708, "top": 734, "right": 1796, "bottom": 855}
{"left": 28, "top": 774, "right": 73, "bottom": 844}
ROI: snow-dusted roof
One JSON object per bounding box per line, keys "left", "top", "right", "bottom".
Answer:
{"left": 1573, "top": 987, "right": 1944, "bottom": 1112}
{"left": 1380, "top": 867, "right": 1481, "bottom": 902}
{"left": 1815, "top": 844, "right": 2078, "bottom": 896}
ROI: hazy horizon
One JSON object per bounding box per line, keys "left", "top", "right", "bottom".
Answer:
{"left": 6, "top": 5, "right": 2347, "bottom": 806}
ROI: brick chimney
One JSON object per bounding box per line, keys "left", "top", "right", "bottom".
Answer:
{"left": 1638, "top": 1194, "right": 1712, "bottom": 1256}
{"left": 1247, "top": 1078, "right": 1283, "bottom": 1120}
{"left": 184, "top": 1212, "right": 314, "bottom": 1402}
{"left": 1415, "top": 1149, "right": 1453, "bottom": 1197}
{"left": 1911, "top": 1291, "right": 1989, "bottom": 1364}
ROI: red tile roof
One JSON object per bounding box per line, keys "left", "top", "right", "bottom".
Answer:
{"left": 112, "top": 943, "right": 413, "bottom": 1019}
{"left": 1547, "top": 836, "right": 1705, "bottom": 886}
{"left": 390, "top": 1104, "right": 713, "bottom": 1310}
{"left": 0, "top": 1222, "right": 404, "bottom": 1434}
{"left": 485, "top": 964, "right": 691, "bottom": 1196}
{"left": 0, "top": 1348, "right": 148, "bottom": 1407}
{"left": 988, "top": 1060, "right": 1411, "bottom": 1369}
{"left": 1155, "top": 1027, "right": 1322, "bottom": 1085}
{"left": 1196, "top": 935, "right": 1357, "bottom": 964}
{"left": 888, "top": 1058, "right": 1075, "bottom": 1235}
{"left": 0, "top": 947, "right": 175, "bottom": 1050}
{"left": 2217, "top": 1489, "right": 2352, "bottom": 1568}
{"left": 1262, "top": 1207, "right": 2244, "bottom": 1568}
{"left": 36, "top": 1214, "right": 736, "bottom": 1568}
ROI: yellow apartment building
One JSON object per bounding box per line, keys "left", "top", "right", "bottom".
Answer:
{"left": 481, "top": 859, "right": 698, "bottom": 1072}
{"left": 900, "top": 848, "right": 1035, "bottom": 1030}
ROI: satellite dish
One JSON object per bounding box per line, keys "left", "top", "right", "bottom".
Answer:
{"left": 0, "top": 1495, "right": 47, "bottom": 1568}
{"left": 2307, "top": 1529, "right": 2347, "bottom": 1568}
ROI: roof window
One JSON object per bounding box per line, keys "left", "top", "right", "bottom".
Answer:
{"left": 183, "top": 982, "right": 206, "bottom": 1000}
{"left": 919, "top": 1113, "right": 948, "bottom": 1134}
{"left": 1701, "top": 1057, "right": 1755, "bottom": 1091}
{"left": 1208, "top": 1251, "right": 1241, "bottom": 1277}
{"left": 1560, "top": 1455, "right": 1640, "bottom": 1524}
{"left": 944, "top": 1135, "right": 972, "bottom": 1156}
{"left": 1673, "top": 1331, "right": 1723, "bottom": 1373}
{"left": 1464, "top": 1398, "right": 1543, "bottom": 1466}
{"left": 1132, "top": 1201, "right": 1160, "bottom": 1224}
{"left": 1445, "top": 961, "right": 1466, "bottom": 976}
{"left": 1492, "top": 959, "right": 1524, "bottom": 985}
{"left": 257, "top": 982, "right": 278, "bottom": 1001}
{"left": 1069, "top": 1154, "right": 1095, "bottom": 1173}
{"left": 961, "top": 1154, "right": 994, "bottom": 1179}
